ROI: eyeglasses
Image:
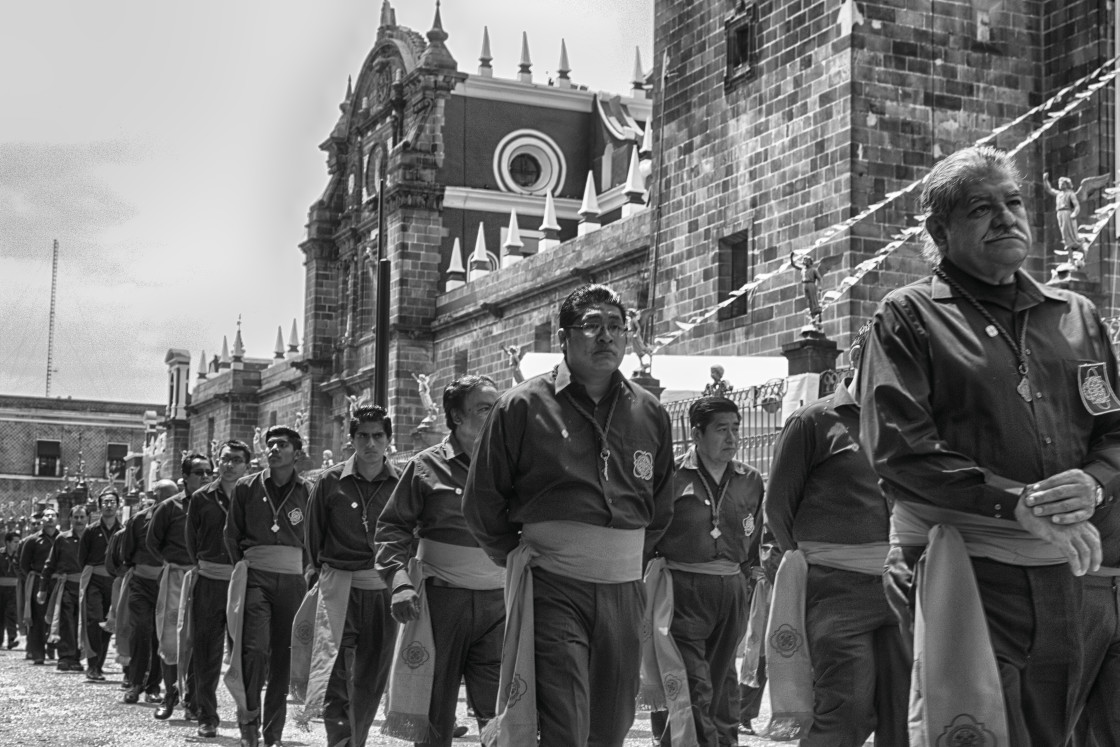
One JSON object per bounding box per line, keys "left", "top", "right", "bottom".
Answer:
{"left": 218, "top": 455, "right": 245, "bottom": 464}
{"left": 190, "top": 470, "right": 213, "bottom": 477}
{"left": 566, "top": 322, "right": 628, "bottom": 339}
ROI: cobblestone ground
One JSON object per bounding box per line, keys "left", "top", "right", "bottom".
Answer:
{"left": 0, "top": 642, "right": 781, "bottom": 746}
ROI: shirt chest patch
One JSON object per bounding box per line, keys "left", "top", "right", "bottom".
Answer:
{"left": 287, "top": 507, "right": 304, "bottom": 526}
{"left": 743, "top": 515, "right": 755, "bottom": 537}
{"left": 633, "top": 450, "right": 654, "bottom": 481}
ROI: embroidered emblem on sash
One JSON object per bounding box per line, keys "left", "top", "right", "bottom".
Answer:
{"left": 287, "top": 507, "right": 304, "bottom": 525}
{"left": 1078, "top": 362, "right": 1120, "bottom": 415}
{"left": 743, "top": 515, "right": 755, "bottom": 537}
{"left": 294, "top": 619, "right": 313, "bottom": 645}
{"left": 633, "top": 450, "right": 654, "bottom": 481}
{"left": 769, "top": 623, "right": 803, "bottom": 658}
{"left": 936, "top": 714, "right": 995, "bottom": 747}
{"left": 663, "top": 673, "right": 683, "bottom": 700}
{"left": 402, "top": 641, "right": 430, "bottom": 669}
{"left": 507, "top": 674, "right": 528, "bottom": 707}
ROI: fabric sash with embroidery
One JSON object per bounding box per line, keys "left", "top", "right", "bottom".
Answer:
{"left": 46, "top": 572, "right": 82, "bottom": 645}
{"left": 740, "top": 567, "right": 770, "bottom": 688}
{"left": 77, "top": 565, "right": 96, "bottom": 659}
{"left": 114, "top": 570, "right": 134, "bottom": 665}
{"left": 155, "top": 563, "right": 190, "bottom": 665}
{"left": 176, "top": 568, "right": 198, "bottom": 696}
{"left": 637, "top": 558, "right": 698, "bottom": 746}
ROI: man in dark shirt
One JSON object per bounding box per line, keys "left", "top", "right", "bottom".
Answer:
{"left": 20, "top": 507, "right": 59, "bottom": 665}
{"left": 377, "top": 376, "right": 505, "bottom": 746}
{"left": 300, "top": 405, "right": 398, "bottom": 747}
{"left": 225, "top": 425, "right": 312, "bottom": 747}
{"left": 0, "top": 531, "right": 22, "bottom": 650}
{"left": 765, "top": 330, "right": 908, "bottom": 745}
{"left": 148, "top": 452, "right": 211, "bottom": 720}
{"left": 39, "top": 504, "right": 88, "bottom": 672}
{"left": 861, "top": 145, "right": 1120, "bottom": 744}
{"left": 186, "top": 439, "right": 250, "bottom": 738}
{"left": 121, "top": 480, "right": 177, "bottom": 704}
{"left": 464, "top": 284, "right": 675, "bottom": 747}
{"left": 79, "top": 487, "right": 122, "bottom": 681}
{"left": 647, "top": 397, "right": 763, "bottom": 747}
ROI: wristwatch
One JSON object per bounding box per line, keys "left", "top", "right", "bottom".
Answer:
{"left": 1094, "top": 482, "right": 1104, "bottom": 507}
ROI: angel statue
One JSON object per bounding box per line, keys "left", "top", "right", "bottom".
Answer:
{"left": 1043, "top": 171, "right": 1110, "bottom": 267}
{"left": 252, "top": 427, "right": 264, "bottom": 459}
{"left": 790, "top": 252, "right": 824, "bottom": 327}
{"left": 412, "top": 372, "right": 441, "bottom": 425}
{"left": 626, "top": 308, "right": 654, "bottom": 374}
{"left": 503, "top": 343, "right": 529, "bottom": 384}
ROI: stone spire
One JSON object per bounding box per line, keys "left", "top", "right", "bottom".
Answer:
{"left": 556, "top": 39, "right": 571, "bottom": 88}
{"left": 287, "top": 319, "right": 301, "bottom": 359}
{"left": 468, "top": 223, "right": 491, "bottom": 281}
{"left": 231, "top": 321, "right": 245, "bottom": 369}
{"left": 345, "top": 75, "right": 353, "bottom": 103}
{"left": 631, "top": 47, "right": 645, "bottom": 93}
{"left": 622, "top": 145, "right": 647, "bottom": 217}
{"left": 419, "top": 0, "right": 457, "bottom": 70}
{"left": 379, "top": 0, "right": 396, "bottom": 29}
{"left": 197, "top": 350, "right": 208, "bottom": 380}
{"left": 503, "top": 210, "right": 525, "bottom": 265}
{"left": 478, "top": 26, "right": 493, "bottom": 77}
{"left": 517, "top": 32, "right": 532, "bottom": 83}
{"left": 273, "top": 326, "right": 285, "bottom": 360}
{"left": 219, "top": 336, "right": 231, "bottom": 370}
{"left": 578, "top": 172, "right": 601, "bottom": 235}
{"left": 445, "top": 237, "right": 467, "bottom": 290}
{"left": 539, "top": 191, "right": 561, "bottom": 252}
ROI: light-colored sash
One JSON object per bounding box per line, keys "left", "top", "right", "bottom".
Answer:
{"left": 891, "top": 501, "right": 1066, "bottom": 567}
{"left": 664, "top": 558, "right": 742, "bottom": 575}
{"left": 0, "top": 577, "right": 17, "bottom": 587}
{"left": 637, "top": 558, "right": 698, "bottom": 747}
{"left": 198, "top": 559, "right": 233, "bottom": 581}
{"left": 1089, "top": 565, "right": 1120, "bottom": 577}
{"left": 46, "top": 572, "right": 81, "bottom": 645}
{"left": 799, "top": 541, "right": 890, "bottom": 574}
{"left": 740, "top": 568, "right": 770, "bottom": 688}
{"left": 483, "top": 521, "right": 644, "bottom": 747}
{"left": 763, "top": 550, "right": 813, "bottom": 740}
{"left": 21, "top": 572, "right": 38, "bottom": 628}
{"left": 78, "top": 565, "right": 94, "bottom": 659}
{"left": 113, "top": 571, "right": 133, "bottom": 666}
{"left": 177, "top": 568, "right": 199, "bottom": 696}
{"left": 383, "top": 540, "right": 504, "bottom": 742}
{"left": 155, "top": 563, "right": 190, "bottom": 665}
{"left": 132, "top": 563, "right": 162, "bottom": 580}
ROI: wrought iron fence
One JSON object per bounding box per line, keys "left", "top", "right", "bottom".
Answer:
{"left": 1107, "top": 316, "right": 1120, "bottom": 361}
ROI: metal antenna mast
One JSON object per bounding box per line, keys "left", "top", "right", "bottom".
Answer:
{"left": 45, "top": 239, "right": 59, "bottom": 397}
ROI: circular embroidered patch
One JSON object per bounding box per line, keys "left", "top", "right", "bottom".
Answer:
{"left": 633, "top": 450, "right": 654, "bottom": 481}
{"left": 294, "top": 619, "right": 314, "bottom": 646}
{"left": 937, "top": 714, "right": 995, "bottom": 747}
{"left": 508, "top": 673, "right": 528, "bottom": 707}
{"left": 402, "top": 641, "right": 430, "bottom": 669}
{"left": 287, "top": 507, "right": 304, "bottom": 525}
{"left": 769, "top": 623, "right": 803, "bottom": 658}
{"left": 664, "top": 673, "right": 682, "bottom": 700}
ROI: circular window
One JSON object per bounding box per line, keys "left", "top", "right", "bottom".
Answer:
{"left": 493, "top": 129, "right": 566, "bottom": 195}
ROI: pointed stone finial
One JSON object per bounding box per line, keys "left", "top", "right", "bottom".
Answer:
{"left": 539, "top": 192, "right": 561, "bottom": 252}
{"left": 287, "top": 319, "right": 300, "bottom": 358}
{"left": 345, "top": 75, "right": 353, "bottom": 102}
{"left": 578, "top": 172, "right": 601, "bottom": 236}
{"left": 274, "top": 326, "right": 285, "bottom": 360}
{"left": 469, "top": 223, "right": 491, "bottom": 281}
{"left": 232, "top": 323, "right": 245, "bottom": 368}
{"left": 479, "top": 26, "right": 493, "bottom": 77}
{"left": 379, "top": 0, "right": 396, "bottom": 28}
{"left": 503, "top": 210, "right": 525, "bottom": 265}
{"left": 632, "top": 47, "right": 645, "bottom": 92}
{"left": 556, "top": 39, "right": 571, "bottom": 88}
{"left": 197, "top": 351, "right": 208, "bottom": 380}
{"left": 445, "top": 237, "right": 467, "bottom": 290}
{"left": 622, "top": 146, "right": 647, "bottom": 217}
{"left": 420, "top": 0, "right": 456, "bottom": 70}
{"left": 219, "top": 336, "right": 231, "bottom": 369}
{"left": 518, "top": 32, "right": 532, "bottom": 83}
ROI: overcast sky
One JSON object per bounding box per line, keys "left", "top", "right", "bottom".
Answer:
{"left": 0, "top": 0, "right": 653, "bottom": 404}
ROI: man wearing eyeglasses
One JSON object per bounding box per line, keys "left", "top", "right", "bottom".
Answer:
{"left": 77, "top": 487, "right": 123, "bottom": 681}
{"left": 147, "top": 452, "right": 212, "bottom": 720}
{"left": 186, "top": 439, "right": 250, "bottom": 738}
{"left": 464, "top": 283, "right": 675, "bottom": 747}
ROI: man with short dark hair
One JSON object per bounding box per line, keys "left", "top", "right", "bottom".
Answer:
{"left": 646, "top": 396, "right": 763, "bottom": 746}
{"left": 377, "top": 376, "right": 505, "bottom": 746}
{"left": 225, "top": 425, "right": 312, "bottom": 747}
{"left": 0, "top": 531, "right": 22, "bottom": 650}
{"left": 20, "top": 507, "right": 59, "bottom": 665}
{"left": 464, "top": 283, "right": 676, "bottom": 746}
{"left": 148, "top": 452, "right": 212, "bottom": 720}
{"left": 186, "top": 440, "right": 250, "bottom": 738}
{"left": 298, "top": 405, "right": 399, "bottom": 747}
{"left": 77, "top": 487, "right": 122, "bottom": 681}
{"left": 862, "top": 145, "right": 1120, "bottom": 744}
{"left": 39, "top": 504, "right": 89, "bottom": 672}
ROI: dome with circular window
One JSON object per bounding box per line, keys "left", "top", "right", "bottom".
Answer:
{"left": 492, "top": 129, "right": 566, "bottom": 196}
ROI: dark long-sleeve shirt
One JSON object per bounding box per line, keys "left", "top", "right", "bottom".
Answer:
{"left": 19, "top": 529, "right": 58, "bottom": 576}
{"left": 225, "top": 468, "right": 311, "bottom": 567}
{"left": 306, "top": 456, "right": 400, "bottom": 572}
{"left": 186, "top": 480, "right": 233, "bottom": 566}
{"left": 78, "top": 519, "right": 121, "bottom": 568}
{"left": 376, "top": 437, "right": 480, "bottom": 584}
{"left": 41, "top": 531, "right": 81, "bottom": 593}
{"left": 147, "top": 492, "right": 192, "bottom": 566}
{"left": 766, "top": 383, "right": 891, "bottom": 552}
{"left": 861, "top": 259, "right": 1120, "bottom": 520}
{"left": 654, "top": 447, "right": 763, "bottom": 570}
{"left": 121, "top": 506, "right": 161, "bottom": 568}
{"left": 0, "top": 550, "right": 19, "bottom": 580}
{"left": 463, "top": 360, "right": 675, "bottom": 564}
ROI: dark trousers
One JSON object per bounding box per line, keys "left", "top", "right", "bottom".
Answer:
{"left": 1070, "top": 575, "right": 1120, "bottom": 747}
{"left": 419, "top": 583, "right": 504, "bottom": 747}
{"left": 55, "top": 580, "right": 80, "bottom": 662}
{"left": 84, "top": 574, "right": 113, "bottom": 671}
{"left": 241, "top": 569, "right": 305, "bottom": 745}
{"left": 532, "top": 567, "right": 645, "bottom": 747}
{"left": 738, "top": 655, "right": 767, "bottom": 725}
{"left": 650, "top": 572, "right": 748, "bottom": 747}
{"left": 0, "top": 585, "right": 17, "bottom": 644}
{"left": 127, "top": 575, "right": 162, "bottom": 692}
{"left": 27, "top": 583, "right": 49, "bottom": 660}
{"left": 887, "top": 547, "right": 1082, "bottom": 747}
{"left": 322, "top": 585, "right": 396, "bottom": 747}
{"left": 191, "top": 575, "right": 229, "bottom": 727}
{"left": 802, "top": 566, "right": 909, "bottom": 747}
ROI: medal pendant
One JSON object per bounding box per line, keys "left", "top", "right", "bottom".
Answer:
{"left": 710, "top": 527, "right": 722, "bottom": 539}
{"left": 600, "top": 449, "right": 611, "bottom": 481}
{"left": 1017, "top": 376, "right": 1033, "bottom": 403}
{"left": 985, "top": 325, "right": 999, "bottom": 338}
{"left": 271, "top": 522, "right": 280, "bottom": 533}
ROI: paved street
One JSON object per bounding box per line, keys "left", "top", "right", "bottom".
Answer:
{"left": 0, "top": 641, "right": 785, "bottom": 746}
